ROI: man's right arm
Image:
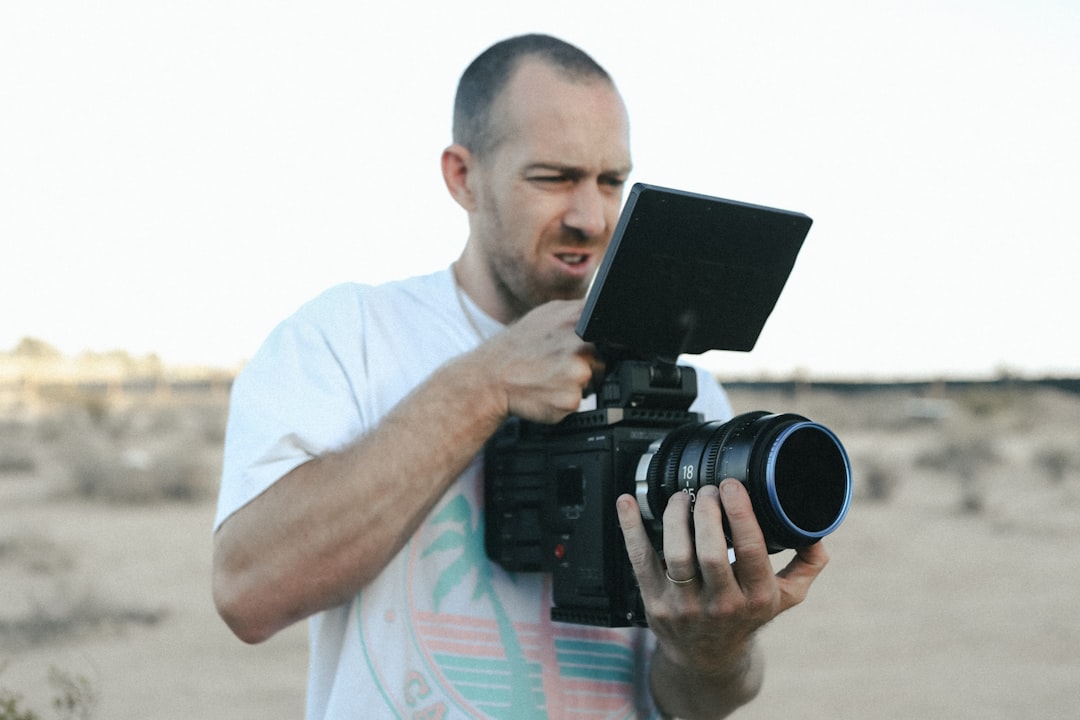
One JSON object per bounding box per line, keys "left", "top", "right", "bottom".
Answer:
{"left": 212, "top": 299, "right": 596, "bottom": 643}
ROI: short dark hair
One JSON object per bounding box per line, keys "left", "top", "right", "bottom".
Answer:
{"left": 453, "top": 34, "right": 613, "bottom": 158}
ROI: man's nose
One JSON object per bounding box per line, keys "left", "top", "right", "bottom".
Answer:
{"left": 562, "top": 183, "right": 608, "bottom": 239}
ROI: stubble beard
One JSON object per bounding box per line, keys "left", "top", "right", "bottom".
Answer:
{"left": 480, "top": 202, "right": 596, "bottom": 320}
{"left": 486, "top": 248, "right": 588, "bottom": 321}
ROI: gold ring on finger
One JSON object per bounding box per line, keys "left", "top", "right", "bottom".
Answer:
{"left": 665, "top": 571, "right": 699, "bottom": 585}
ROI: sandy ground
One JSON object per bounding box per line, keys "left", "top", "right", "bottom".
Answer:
{"left": 2, "top": 384, "right": 1079, "bottom": 718}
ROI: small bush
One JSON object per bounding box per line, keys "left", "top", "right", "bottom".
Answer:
{"left": 856, "top": 457, "right": 896, "bottom": 502}
{"left": 0, "top": 664, "right": 97, "bottom": 720}
{"left": 0, "top": 422, "right": 36, "bottom": 475}
{"left": 953, "top": 386, "right": 1018, "bottom": 418}
{"left": 1033, "top": 445, "right": 1073, "bottom": 485}
{"left": 0, "top": 452, "right": 35, "bottom": 475}
{"left": 915, "top": 435, "right": 1001, "bottom": 515}
{"left": 0, "top": 533, "right": 74, "bottom": 575}
{"left": 0, "top": 590, "right": 166, "bottom": 652}
{"left": 0, "top": 689, "right": 38, "bottom": 720}
{"left": 914, "top": 435, "right": 1000, "bottom": 478}
{"left": 47, "top": 667, "right": 97, "bottom": 720}
{"left": 65, "top": 436, "right": 213, "bottom": 504}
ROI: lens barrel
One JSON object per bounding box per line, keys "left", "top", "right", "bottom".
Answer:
{"left": 634, "top": 411, "right": 852, "bottom": 553}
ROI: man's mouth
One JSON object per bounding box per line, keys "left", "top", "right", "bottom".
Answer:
{"left": 556, "top": 253, "right": 589, "bottom": 266}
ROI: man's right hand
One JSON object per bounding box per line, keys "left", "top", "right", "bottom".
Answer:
{"left": 475, "top": 298, "right": 603, "bottom": 424}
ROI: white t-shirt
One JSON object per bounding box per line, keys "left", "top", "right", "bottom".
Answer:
{"left": 216, "top": 268, "right": 733, "bottom": 720}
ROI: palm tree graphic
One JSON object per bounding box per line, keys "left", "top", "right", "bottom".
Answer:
{"left": 423, "top": 493, "right": 545, "bottom": 718}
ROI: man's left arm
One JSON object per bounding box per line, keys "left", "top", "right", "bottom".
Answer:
{"left": 617, "top": 479, "right": 830, "bottom": 719}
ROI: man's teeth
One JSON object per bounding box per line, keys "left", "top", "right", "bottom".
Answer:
{"left": 558, "top": 254, "right": 587, "bottom": 265}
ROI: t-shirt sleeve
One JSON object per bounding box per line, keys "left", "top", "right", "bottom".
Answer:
{"left": 688, "top": 365, "right": 733, "bottom": 422}
{"left": 213, "top": 289, "right": 367, "bottom": 531}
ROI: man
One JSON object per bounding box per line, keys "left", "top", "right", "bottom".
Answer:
{"left": 212, "top": 34, "right": 828, "bottom": 719}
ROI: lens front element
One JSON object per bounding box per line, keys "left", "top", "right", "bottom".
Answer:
{"left": 635, "top": 411, "right": 852, "bottom": 553}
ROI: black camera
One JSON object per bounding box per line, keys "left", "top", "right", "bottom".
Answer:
{"left": 483, "top": 185, "right": 853, "bottom": 628}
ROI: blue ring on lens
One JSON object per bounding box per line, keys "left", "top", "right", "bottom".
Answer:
{"left": 765, "top": 421, "right": 852, "bottom": 540}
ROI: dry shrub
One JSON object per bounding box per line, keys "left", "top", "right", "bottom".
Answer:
{"left": 0, "top": 588, "right": 166, "bottom": 653}
{"left": 0, "top": 663, "right": 97, "bottom": 720}
{"left": 914, "top": 433, "right": 1002, "bottom": 514}
{"left": 0, "top": 420, "right": 36, "bottom": 475}
{"left": 915, "top": 434, "right": 1001, "bottom": 478}
{"left": 46, "top": 667, "right": 97, "bottom": 720}
{"left": 952, "top": 385, "right": 1020, "bottom": 418}
{"left": 33, "top": 397, "right": 226, "bottom": 505}
{"left": 0, "top": 681, "right": 37, "bottom": 720}
{"left": 0, "top": 532, "right": 74, "bottom": 575}
{"left": 0, "top": 452, "right": 35, "bottom": 475}
{"left": 1033, "top": 444, "right": 1075, "bottom": 485}
{"left": 853, "top": 456, "right": 896, "bottom": 502}
{"left": 64, "top": 434, "right": 215, "bottom": 504}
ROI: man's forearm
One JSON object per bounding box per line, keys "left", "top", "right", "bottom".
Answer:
{"left": 212, "top": 299, "right": 595, "bottom": 644}
{"left": 212, "top": 350, "right": 507, "bottom": 643}
{"left": 650, "top": 637, "right": 764, "bottom": 720}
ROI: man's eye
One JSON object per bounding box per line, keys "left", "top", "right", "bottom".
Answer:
{"left": 530, "top": 175, "right": 567, "bottom": 183}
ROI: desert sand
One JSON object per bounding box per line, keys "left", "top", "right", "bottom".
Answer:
{"left": 2, "top": 380, "right": 1078, "bottom": 718}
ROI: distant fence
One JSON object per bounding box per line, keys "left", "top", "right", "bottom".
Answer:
{"left": 5, "top": 372, "right": 1078, "bottom": 410}
{"left": 0, "top": 373, "right": 235, "bottom": 407}
{"left": 724, "top": 376, "right": 1080, "bottom": 396}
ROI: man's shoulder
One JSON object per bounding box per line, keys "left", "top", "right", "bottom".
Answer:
{"left": 294, "top": 268, "right": 453, "bottom": 322}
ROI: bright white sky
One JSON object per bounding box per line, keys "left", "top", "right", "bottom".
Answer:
{"left": 2, "top": 1, "right": 1078, "bottom": 379}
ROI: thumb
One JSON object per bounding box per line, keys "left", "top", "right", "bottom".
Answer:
{"left": 775, "top": 541, "right": 830, "bottom": 612}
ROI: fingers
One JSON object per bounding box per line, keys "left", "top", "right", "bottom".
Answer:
{"left": 661, "top": 492, "right": 697, "bottom": 583}
{"left": 691, "top": 482, "right": 776, "bottom": 613}
{"left": 620, "top": 479, "right": 828, "bottom": 620}
{"left": 489, "top": 299, "right": 602, "bottom": 423}
{"left": 687, "top": 485, "right": 732, "bottom": 588}
{"left": 618, "top": 480, "right": 829, "bottom": 680}
{"left": 716, "top": 480, "right": 774, "bottom": 590}
{"left": 616, "top": 494, "right": 665, "bottom": 600}
{"left": 717, "top": 478, "right": 829, "bottom": 615}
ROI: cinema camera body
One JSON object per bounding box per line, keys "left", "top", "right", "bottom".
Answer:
{"left": 482, "top": 184, "right": 853, "bottom": 628}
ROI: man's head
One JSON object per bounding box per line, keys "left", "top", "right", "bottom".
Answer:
{"left": 444, "top": 35, "right": 632, "bottom": 323}
{"left": 453, "top": 34, "right": 614, "bottom": 160}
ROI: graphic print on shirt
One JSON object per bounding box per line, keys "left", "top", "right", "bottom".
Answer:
{"left": 356, "top": 489, "right": 649, "bottom": 720}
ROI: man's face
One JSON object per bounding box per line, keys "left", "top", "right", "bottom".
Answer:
{"left": 467, "top": 60, "right": 632, "bottom": 321}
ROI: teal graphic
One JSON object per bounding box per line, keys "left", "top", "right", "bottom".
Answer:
{"left": 423, "top": 493, "right": 546, "bottom": 718}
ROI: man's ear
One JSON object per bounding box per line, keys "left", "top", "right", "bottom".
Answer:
{"left": 441, "top": 144, "right": 477, "bottom": 211}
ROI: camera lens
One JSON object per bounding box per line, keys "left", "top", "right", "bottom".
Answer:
{"left": 634, "top": 411, "right": 852, "bottom": 552}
